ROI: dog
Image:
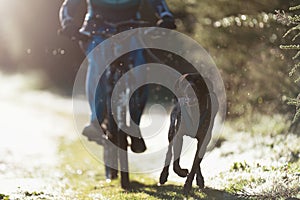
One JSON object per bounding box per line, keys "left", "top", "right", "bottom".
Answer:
{"left": 159, "top": 73, "right": 219, "bottom": 193}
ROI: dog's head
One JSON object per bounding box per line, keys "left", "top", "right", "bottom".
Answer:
{"left": 174, "top": 73, "right": 212, "bottom": 100}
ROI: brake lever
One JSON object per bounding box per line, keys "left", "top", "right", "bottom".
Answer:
{"left": 57, "top": 28, "right": 92, "bottom": 42}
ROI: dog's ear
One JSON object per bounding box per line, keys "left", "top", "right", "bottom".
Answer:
{"left": 179, "top": 74, "right": 189, "bottom": 84}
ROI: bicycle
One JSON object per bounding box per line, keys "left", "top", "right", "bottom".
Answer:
{"left": 91, "top": 20, "right": 155, "bottom": 189}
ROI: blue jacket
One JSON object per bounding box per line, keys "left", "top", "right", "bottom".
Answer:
{"left": 60, "top": 0, "right": 173, "bottom": 32}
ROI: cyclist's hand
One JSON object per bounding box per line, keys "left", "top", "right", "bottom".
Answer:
{"left": 58, "top": 25, "right": 90, "bottom": 42}
{"left": 157, "top": 16, "right": 176, "bottom": 29}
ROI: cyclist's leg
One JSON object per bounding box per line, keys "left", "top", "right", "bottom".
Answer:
{"left": 82, "top": 36, "right": 107, "bottom": 123}
{"left": 81, "top": 33, "right": 118, "bottom": 179}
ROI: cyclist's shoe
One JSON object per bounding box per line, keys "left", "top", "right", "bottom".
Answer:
{"left": 82, "top": 121, "right": 104, "bottom": 145}
{"left": 130, "top": 137, "right": 146, "bottom": 153}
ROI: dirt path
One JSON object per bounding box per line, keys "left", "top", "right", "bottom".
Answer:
{"left": 0, "top": 73, "right": 299, "bottom": 199}
{"left": 0, "top": 74, "right": 77, "bottom": 199}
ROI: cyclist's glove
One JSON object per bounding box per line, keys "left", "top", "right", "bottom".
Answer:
{"left": 58, "top": 25, "right": 90, "bottom": 42}
{"left": 157, "top": 16, "right": 176, "bottom": 29}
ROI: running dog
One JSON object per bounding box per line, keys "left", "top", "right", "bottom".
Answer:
{"left": 159, "top": 73, "right": 219, "bottom": 193}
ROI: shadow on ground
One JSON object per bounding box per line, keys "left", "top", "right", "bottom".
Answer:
{"left": 126, "top": 181, "right": 246, "bottom": 200}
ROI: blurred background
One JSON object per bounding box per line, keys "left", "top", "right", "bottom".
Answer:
{"left": 0, "top": 0, "right": 297, "bottom": 120}
{"left": 0, "top": 0, "right": 300, "bottom": 199}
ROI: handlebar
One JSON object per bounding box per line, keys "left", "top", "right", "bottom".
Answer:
{"left": 97, "top": 20, "right": 154, "bottom": 38}
{"left": 104, "top": 20, "right": 153, "bottom": 29}
{"left": 59, "top": 20, "right": 154, "bottom": 41}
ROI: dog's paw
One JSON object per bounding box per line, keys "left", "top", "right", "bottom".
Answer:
{"left": 183, "top": 182, "right": 192, "bottom": 194}
{"left": 159, "top": 171, "right": 169, "bottom": 185}
{"left": 196, "top": 176, "right": 204, "bottom": 189}
{"left": 174, "top": 168, "right": 189, "bottom": 177}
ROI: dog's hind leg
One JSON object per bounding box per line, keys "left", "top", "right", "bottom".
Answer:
{"left": 184, "top": 107, "right": 212, "bottom": 192}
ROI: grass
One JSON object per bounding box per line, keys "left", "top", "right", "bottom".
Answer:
{"left": 222, "top": 160, "right": 300, "bottom": 199}
{"left": 0, "top": 194, "right": 10, "bottom": 200}
{"left": 2, "top": 71, "right": 298, "bottom": 199}
{"left": 57, "top": 139, "right": 246, "bottom": 200}
{"left": 206, "top": 114, "right": 300, "bottom": 200}
{"left": 220, "top": 116, "right": 300, "bottom": 199}
{"left": 54, "top": 113, "right": 300, "bottom": 199}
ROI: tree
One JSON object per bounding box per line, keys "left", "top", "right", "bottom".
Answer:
{"left": 276, "top": 4, "right": 300, "bottom": 126}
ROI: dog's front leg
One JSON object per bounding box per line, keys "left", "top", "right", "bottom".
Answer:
{"left": 159, "top": 106, "right": 178, "bottom": 185}
{"left": 196, "top": 162, "right": 204, "bottom": 188}
{"left": 173, "top": 135, "right": 189, "bottom": 177}
{"left": 159, "top": 141, "right": 173, "bottom": 184}
{"left": 183, "top": 145, "right": 201, "bottom": 193}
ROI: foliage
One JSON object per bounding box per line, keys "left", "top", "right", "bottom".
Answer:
{"left": 231, "top": 161, "right": 251, "bottom": 172}
{"left": 0, "top": 0, "right": 298, "bottom": 117}
{"left": 223, "top": 162, "right": 300, "bottom": 199}
{"left": 217, "top": 117, "right": 300, "bottom": 199}
{"left": 0, "top": 194, "right": 10, "bottom": 200}
{"left": 276, "top": 4, "right": 300, "bottom": 123}
{"left": 167, "top": 0, "right": 297, "bottom": 118}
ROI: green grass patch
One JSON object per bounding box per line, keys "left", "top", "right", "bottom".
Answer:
{"left": 57, "top": 139, "right": 244, "bottom": 199}
{"left": 0, "top": 194, "right": 10, "bottom": 200}
{"left": 222, "top": 162, "right": 300, "bottom": 199}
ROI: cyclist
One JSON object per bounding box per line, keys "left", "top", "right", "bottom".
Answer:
{"left": 59, "top": 0, "right": 176, "bottom": 153}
